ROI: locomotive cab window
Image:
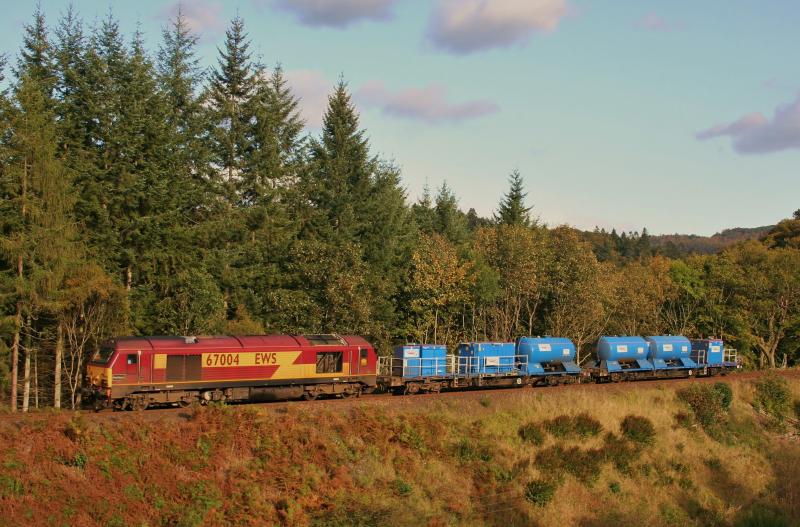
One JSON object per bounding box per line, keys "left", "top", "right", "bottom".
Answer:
{"left": 93, "top": 343, "right": 116, "bottom": 363}
{"left": 360, "top": 348, "right": 368, "bottom": 366}
{"left": 127, "top": 354, "right": 138, "bottom": 365}
{"left": 316, "top": 352, "right": 343, "bottom": 374}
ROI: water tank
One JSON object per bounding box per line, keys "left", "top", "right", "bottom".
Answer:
{"left": 517, "top": 337, "right": 576, "bottom": 363}
{"left": 645, "top": 336, "right": 691, "bottom": 361}
{"left": 597, "top": 336, "right": 648, "bottom": 361}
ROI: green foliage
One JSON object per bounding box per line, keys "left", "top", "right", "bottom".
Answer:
{"left": 735, "top": 506, "right": 792, "bottom": 527}
{"left": 753, "top": 375, "right": 792, "bottom": 421}
{"left": 524, "top": 479, "right": 557, "bottom": 507}
{"left": 609, "top": 481, "right": 621, "bottom": 494}
{"left": 677, "top": 384, "right": 729, "bottom": 431}
{"left": 620, "top": 415, "right": 656, "bottom": 445}
{"left": 543, "top": 413, "right": 603, "bottom": 440}
{"left": 393, "top": 479, "right": 412, "bottom": 496}
{"left": 518, "top": 422, "right": 546, "bottom": 446}
{"left": 713, "top": 382, "right": 734, "bottom": 411}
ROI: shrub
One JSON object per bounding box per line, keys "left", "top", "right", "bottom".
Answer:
{"left": 713, "top": 382, "right": 734, "bottom": 411}
{"left": 754, "top": 375, "right": 792, "bottom": 421}
{"left": 544, "top": 415, "right": 573, "bottom": 438}
{"left": 394, "top": 479, "right": 412, "bottom": 496}
{"left": 541, "top": 413, "right": 603, "bottom": 440}
{"left": 677, "top": 384, "right": 727, "bottom": 430}
{"left": 524, "top": 479, "right": 557, "bottom": 507}
{"left": 620, "top": 415, "right": 656, "bottom": 446}
{"left": 572, "top": 413, "right": 604, "bottom": 438}
{"left": 704, "top": 457, "right": 722, "bottom": 471}
{"left": 609, "top": 481, "right": 621, "bottom": 494}
{"left": 518, "top": 422, "right": 546, "bottom": 446}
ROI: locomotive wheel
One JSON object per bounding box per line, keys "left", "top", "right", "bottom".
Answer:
{"left": 303, "top": 391, "right": 318, "bottom": 401}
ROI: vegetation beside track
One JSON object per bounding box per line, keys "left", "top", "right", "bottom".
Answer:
{"left": 0, "top": 372, "right": 799, "bottom": 526}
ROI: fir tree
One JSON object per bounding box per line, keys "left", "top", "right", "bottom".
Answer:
{"left": 495, "top": 169, "right": 532, "bottom": 227}
{"left": 434, "top": 182, "right": 469, "bottom": 246}
{"left": 207, "top": 16, "right": 257, "bottom": 197}
{"left": 305, "top": 80, "right": 375, "bottom": 243}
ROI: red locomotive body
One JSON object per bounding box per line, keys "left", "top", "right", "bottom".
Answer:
{"left": 86, "top": 334, "right": 377, "bottom": 410}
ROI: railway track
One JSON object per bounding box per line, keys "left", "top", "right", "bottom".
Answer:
{"left": 1, "top": 368, "right": 797, "bottom": 426}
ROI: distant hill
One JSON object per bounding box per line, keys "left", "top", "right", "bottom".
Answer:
{"left": 651, "top": 225, "right": 774, "bottom": 255}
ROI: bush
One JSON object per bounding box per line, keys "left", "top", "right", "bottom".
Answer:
{"left": 677, "top": 384, "right": 728, "bottom": 430}
{"left": 713, "top": 382, "right": 734, "bottom": 411}
{"left": 518, "top": 422, "right": 546, "bottom": 446}
{"left": 524, "top": 479, "right": 557, "bottom": 507}
{"left": 754, "top": 375, "right": 792, "bottom": 421}
{"left": 393, "top": 479, "right": 412, "bottom": 496}
{"left": 572, "top": 413, "right": 604, "bottom": 438}
{"left": 544, "top": 415, "right": 573, "bottom": 438}
{"left": 620, "top": 415, "right": 656, "bottom": 446}
{"left": 608, "top": 481, "right": 621, "bottom": 494}
{"left": 541, "top": 413, "right": 603, "bottom": 440}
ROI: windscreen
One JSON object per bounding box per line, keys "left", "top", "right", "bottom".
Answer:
{"left": 92, "top": 343, "right": 116, "bottom": 364}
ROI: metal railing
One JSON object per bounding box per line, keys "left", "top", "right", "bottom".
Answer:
{"left": 379, "top": 354, "right": 531, "bottom": 378}
{"left": 724, "top": 348, "right": 739, "bottom": 365}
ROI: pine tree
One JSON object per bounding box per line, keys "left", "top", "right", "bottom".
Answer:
{"left": 305, "top": 80, "right": 375, "bottom": 243}
{"left": 207, "top": 16, "right": 257, "bottom": 198}
{"left": 16, "top": 6, "right": 55, "bottom": 97}
{"left": 495, "top": 169, "right": 532, "bottom": 227}
{"left": 411, "top": 183, "right": 436, "bottom": 234}
{"left": 434, "top": 182, "right": 469, "bottom": 246}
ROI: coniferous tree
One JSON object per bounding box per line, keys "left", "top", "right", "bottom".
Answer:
{"left": 207, "top": 16, "right": 257, "bottom": 198}
{"left": 495, "top": 169, "right": 532, "bottom": 227}
{"left": 411, "top": 183, "right": 436, "bottom": 234}
{"left": 434, "top": 182, "right": 469, "bottom": 246}
{"left": 305, "top": 80, "right": 375, "bottom": 243}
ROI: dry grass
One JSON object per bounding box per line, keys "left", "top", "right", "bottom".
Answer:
{"left": 0, "top": 374, "right": 797, "bottom": 526}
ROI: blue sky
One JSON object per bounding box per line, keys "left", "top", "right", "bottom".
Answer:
{"left": 3, "top": 0, "right": 799, "bottom": 235}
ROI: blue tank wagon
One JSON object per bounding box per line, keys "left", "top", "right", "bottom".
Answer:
{"left": 646, "top": 335, "right": 697, "bottom": 371}
{"left": 517, "top": 337, "right": 582, "bottom": 385}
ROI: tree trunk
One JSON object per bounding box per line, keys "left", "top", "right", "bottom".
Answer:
{"left": 54, "top": 322, "right": 63, "bottom": 409}
{"left": 10, "top": 303, "right": 20, "bottom": 412}
{"left": 22, "top": 350, "right": 30, "bottom": 413}
{"left": 33, "top": 350, "right": 38, "bottom": 409}
{"left": 22, "top": 314, "right": 32, "bottom": 412}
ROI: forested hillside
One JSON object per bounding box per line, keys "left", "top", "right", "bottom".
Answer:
{"left": 1, "top": 8, "right": 799, "bottom": 412}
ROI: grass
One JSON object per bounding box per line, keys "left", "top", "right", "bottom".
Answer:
{"left": 0, "top": 373, "right": 797, "bottom": 526}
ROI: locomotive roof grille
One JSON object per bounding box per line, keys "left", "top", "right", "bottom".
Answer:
{"left": 304, "top": 334, "right": 346, "bottom": 346}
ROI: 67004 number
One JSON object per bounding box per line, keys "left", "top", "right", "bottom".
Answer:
{"left": 205, "top": 353, "right": 240, "bottom": 367}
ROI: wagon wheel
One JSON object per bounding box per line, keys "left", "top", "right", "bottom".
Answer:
{"left": 129, "top": 397, "right": 149, "bottom": 411}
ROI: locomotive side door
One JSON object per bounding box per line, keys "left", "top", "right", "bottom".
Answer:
{"left": 124, "top": 350, "right": 141, "bottom": 384}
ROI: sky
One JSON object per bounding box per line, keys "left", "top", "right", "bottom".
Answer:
{"left": 2, "top": 0, "right": 799, "bottom": 235}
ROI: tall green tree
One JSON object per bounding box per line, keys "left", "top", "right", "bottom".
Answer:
{"left": 495, "top": 169, "right": 532, "bottom": 227}
{"left": 207, "top": 16, "right": 257, "bottom": 198}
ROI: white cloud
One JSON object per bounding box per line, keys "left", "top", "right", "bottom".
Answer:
{"left": 272, "top": 0, "right": 396, "bottom": 28}
{"left": 356, "top": 81, "right": 499, "bottom": 123}
{"left": 284, "top": 69, "right": 334, "bottom": 128}
{"left": 427, "top": 0, "right": 569, "bottom": 55}
{"left": 696, "top": 95, "right": 800, "bottom": 155}
{"left": 158, "top": 1, "right": 226, "bottom": 42}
